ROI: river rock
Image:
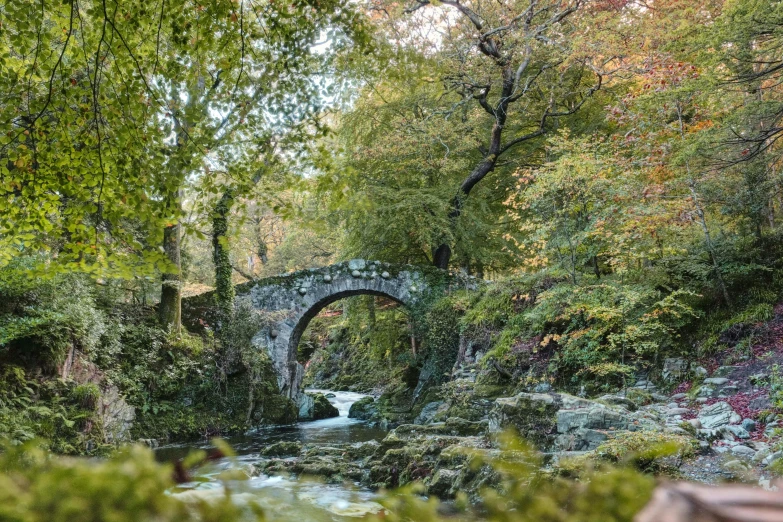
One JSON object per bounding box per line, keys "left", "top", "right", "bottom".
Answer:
{"left": 349, "top": 396, "right": 380, "bottom": 421}
{"left": 260, "top": 441, "right": 302, "bottom": 457}
{"left": 299, "top": 392, "right": 339, "bottom": 421}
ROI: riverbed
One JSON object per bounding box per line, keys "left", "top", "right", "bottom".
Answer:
{"left": 156, "top": 390, "right": 388, "bottom": 520}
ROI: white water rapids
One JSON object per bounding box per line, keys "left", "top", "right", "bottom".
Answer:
{"left": 162, "top": 390, "right": 387, "bottom": 520}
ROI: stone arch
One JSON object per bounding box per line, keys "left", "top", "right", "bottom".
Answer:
{"left": 247, "top": 259, "right": 449, "bottom": 399}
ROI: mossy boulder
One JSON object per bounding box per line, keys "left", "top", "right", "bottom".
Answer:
{"left": 488, "top": 392, "right": 560, "bottom": 449}
{"left": 260, "top": 441, "right": 302, "bottom": 457}
{"left": 298, "top": 393, "right": 339, "bottom": 421}
{"left": 312, "top": 393, "right": 339, "bottom": 420}
{"left": 349, "top": 396, "right": 379, "bottom": 421}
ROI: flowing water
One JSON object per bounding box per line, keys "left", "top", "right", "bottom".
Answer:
{"left": 156, "top": 390, "right": 389, "bottom": 520}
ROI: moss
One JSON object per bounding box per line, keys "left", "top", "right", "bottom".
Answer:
{"left": 595, "top": 431, "right": 697, "bottom": 475}
{"left": 311, "top": 393, "right": 339, "bottom": 420}
{"left": 490, "top": 394, "right": 560, "bottom": 449}
{"left": 260, "top": 441, "right": 302, "bottom": 457}
{"left": 625, "top": 389, "right": 654, "bottom": 407}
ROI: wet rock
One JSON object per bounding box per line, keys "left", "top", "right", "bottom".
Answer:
{"left": 349, "top": 396, "right": 379, "bottom": 421}
{"left": 137, "top": 438, "right": 158, "bottom": 448}
{"left": 299, "top": 393, "right": 339, "bottom": 421}
{"left": 427, "top": 469, "right": 459, "bottom": 498}
{"left": 698, "top": 402, "right": 734, "bottom": 429}
{"left": 260, "top": 441, "right": 302, "bottom": 457}
{"left": 414, "top": 401, "right": 447, "bottom": 425}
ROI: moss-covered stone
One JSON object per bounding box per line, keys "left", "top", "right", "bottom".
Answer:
{"left": 312, "top": 393, "right": 339, "bottom": 420}
{"left": 260, "top": 441, "right": 302, "bottom": 457}
{"left": 348, "top": 396, "right": 379, "bottom": 421}
{"left": 488, "top": 392, "right": 560, "bottom": 449}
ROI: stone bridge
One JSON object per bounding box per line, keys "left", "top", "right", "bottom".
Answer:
{"left": 243, "top": 259, "right": 463, "bottom": 399}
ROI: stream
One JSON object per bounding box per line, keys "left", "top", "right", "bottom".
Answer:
{"left": 156, "top": 390, "right": 389, "bottom": 520}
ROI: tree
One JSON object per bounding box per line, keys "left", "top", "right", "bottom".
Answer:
{"left": 394, "top": 0, "right": 602, "bottom": 268}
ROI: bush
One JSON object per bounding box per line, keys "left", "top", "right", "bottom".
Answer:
{"left": 0, "top": 441, "right": 263, "bottom": 522}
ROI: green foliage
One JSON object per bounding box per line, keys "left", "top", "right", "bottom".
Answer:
{"left": 419, "top": 296, "right": 464, "bottom": 386}
{"left": 594, "top": 431, "right": 697, "bottom": 476}
{"left": 372, "top": 433, "right": 655, "bottom": 522}
{"left": 0, "top": 366, "right": 105, "bottom": 455}
{"left": 0, "top": 268, "right": 119, "bottom": 368}
{"left": 106, "top": 304, "right": 294, "bottom": 441}
{"left": 0, "top": 441, "right": 262, "bottom": 522}
{"left": 526, "top": 283, "right": 699, "bottom": 390}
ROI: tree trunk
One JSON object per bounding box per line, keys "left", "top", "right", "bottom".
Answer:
{"left": 159, "top": 221, "right": 182, "bottom": 333}
{"left": 213, "top": 190, "right": 235, "bottom": 322}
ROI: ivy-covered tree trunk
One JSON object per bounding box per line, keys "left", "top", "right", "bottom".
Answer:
{"left": 159, "top": 222, "right": 182, "bottom": 333}
{"left": 213, "top": 190, "right": 235, "bottom": 322}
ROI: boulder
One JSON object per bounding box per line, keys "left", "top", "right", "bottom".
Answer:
{"left": 260, "top": 441, "right": 302, "bottom": 457}
{"left": 488, "top": 393, "right": 560, "bottom": 448}
{"left": 349, "top": 396, "right": 379, "bottom": 421}
{"left": 299, "top": 392, "right": 339, "bottom": 421}
{"left": 427, "top": 469, "right": 460, "bottom": 498}
{"left": 414, "top": 401, "right": 447, "bottom": 425}
{"left": 730, "top": 445, "right": 756, "bottom": 458}
{"left": 698, "top": 402, "right": 734, "bottom": 429}
{"left": 723, "top": 425, "right": 751, "bottom": 439}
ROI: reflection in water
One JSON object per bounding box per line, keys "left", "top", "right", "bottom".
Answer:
{"left": 158, "top": 390, "right": 388, "bottom": 520}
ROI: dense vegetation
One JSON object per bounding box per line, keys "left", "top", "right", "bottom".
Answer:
{"left": 4, "top": 0, "right": 783, "bottom": 520}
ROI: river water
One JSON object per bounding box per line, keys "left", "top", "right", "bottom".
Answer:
{"left": 156, "top": 390, "right": 389, "bottom": 520}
